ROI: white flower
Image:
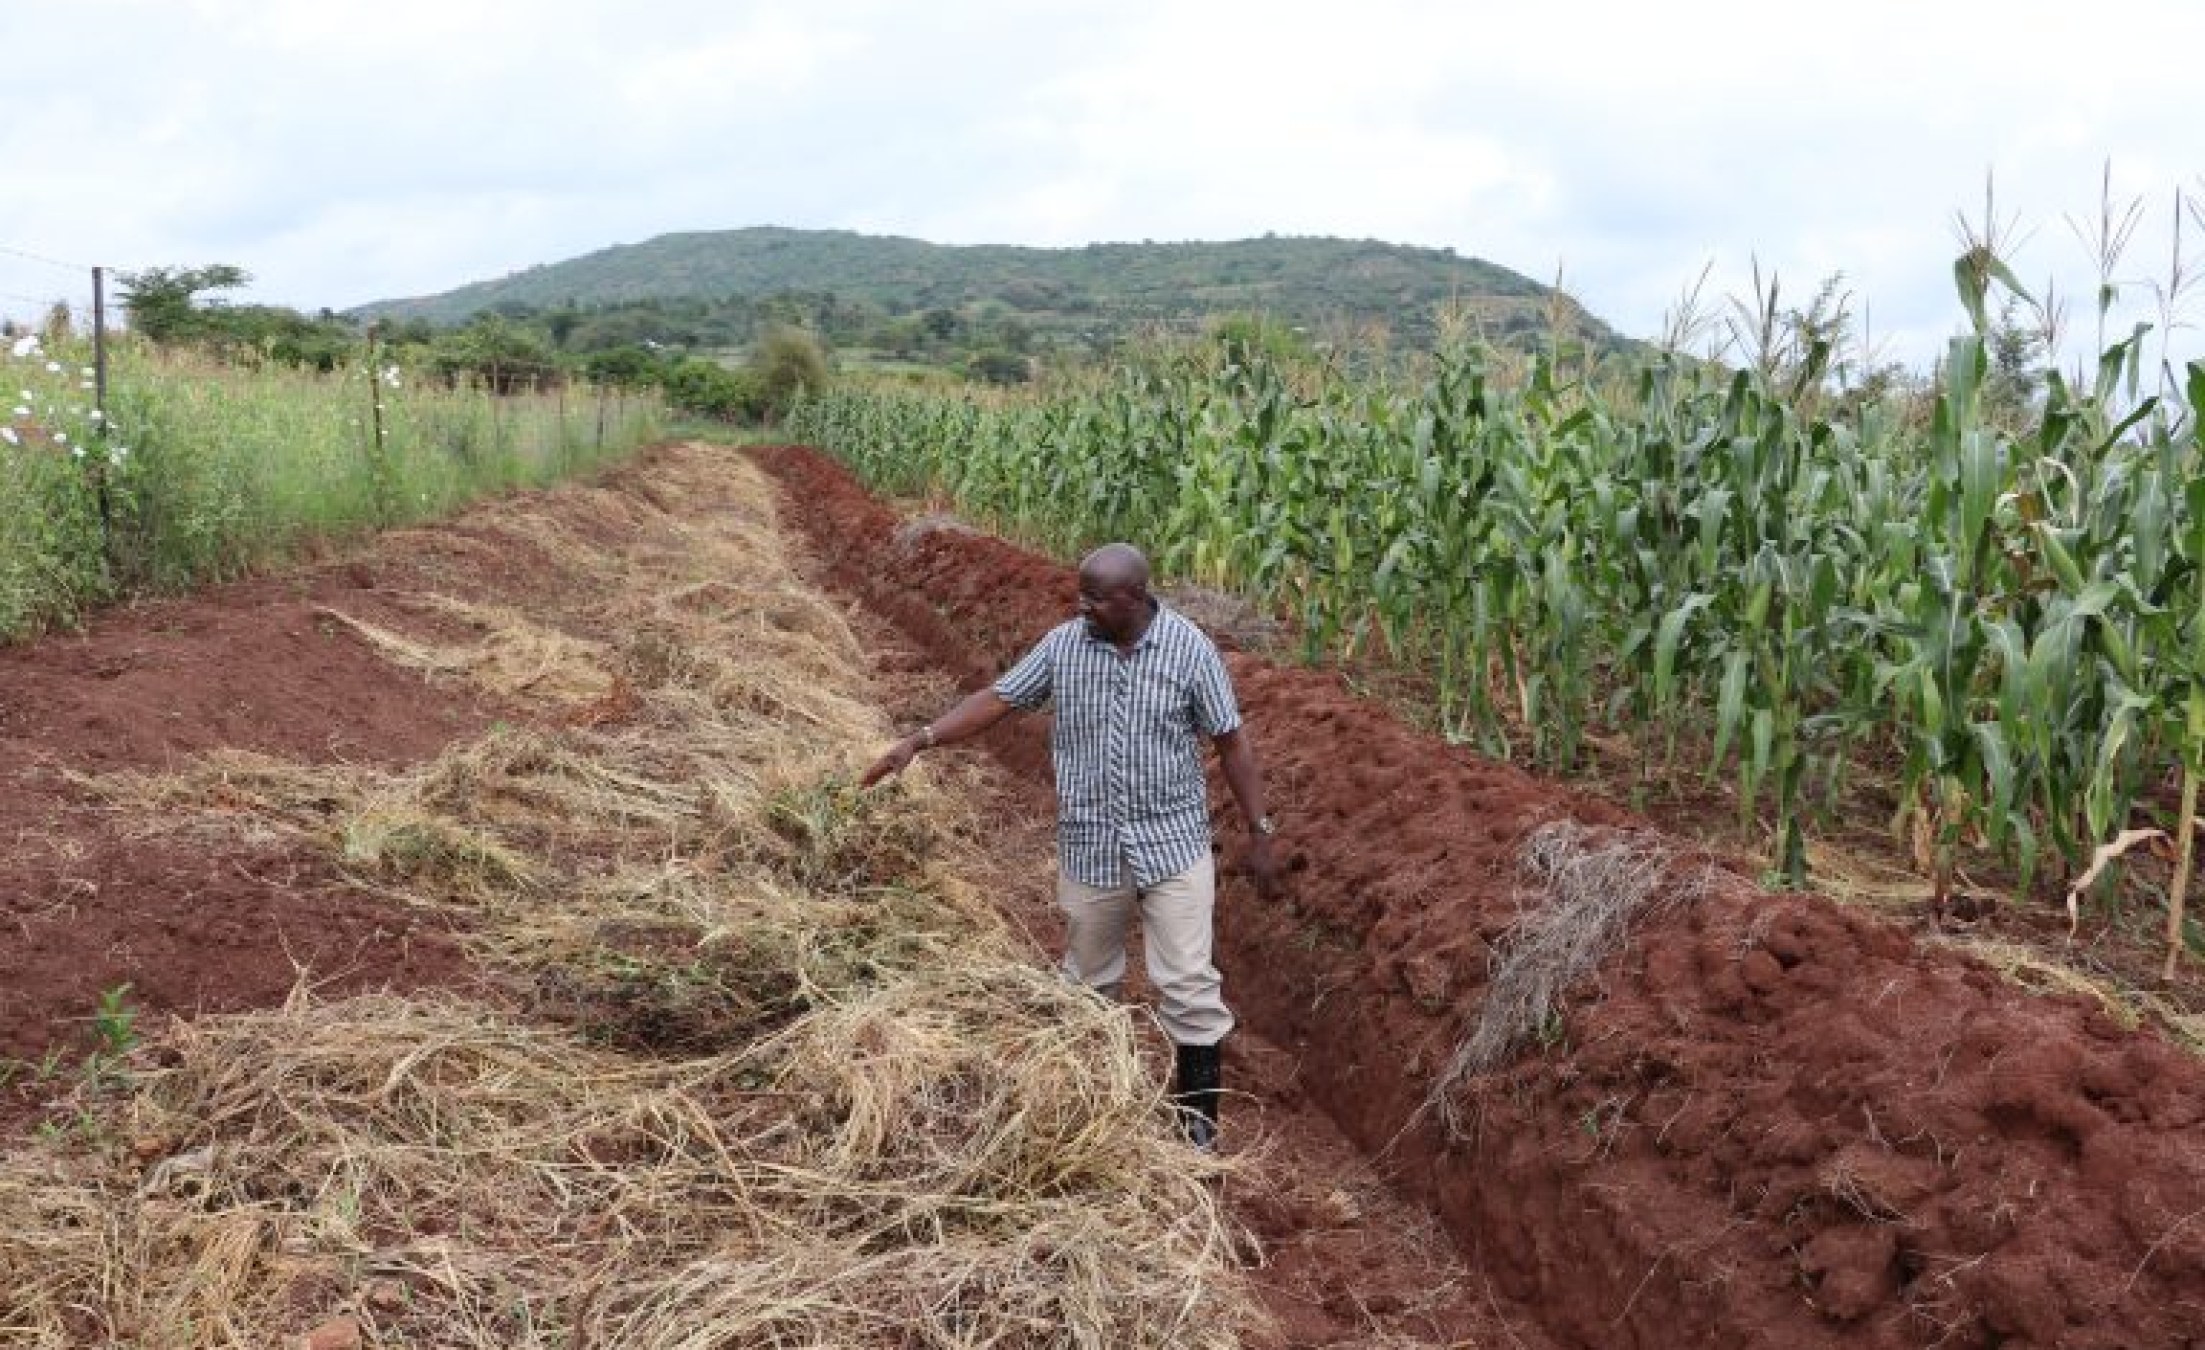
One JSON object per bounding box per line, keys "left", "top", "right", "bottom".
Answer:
{"left": 54, "top": 431, "right": 67, "bottom": 444}
{"left": 88, "top": 409, "right": 104, "bottom": 423}
{"left": 44, "top": 360, "right": 61, "bottom": 374}
{"left": 78, "top": 378, "right": 93, "bottom": 390}
{"left": 11, "top": 406, "right": 25, "bottom": 418}
{"left": 108, "top": 445, "right": 129, "bottom": 465}
{"left": 0, "top": 427, "right": 16, "bottom": 446}
{"left": 79, "top": 366, "right": 93, "bottom": 378}
{"left": 9, "top": 336, "right": 37, "bottom": 359}
{"left": 17, "top": 390, "right": 31, "bottom": 401}
{"left": 70, "top": 446, "right": 85, "bottom": 459}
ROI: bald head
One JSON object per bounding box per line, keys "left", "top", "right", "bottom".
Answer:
{"left": 1076, "top": 543, "right": 1155, "bottom": 644}
{"left": 1079, "top": 543, "right": 1151, "bottom": 593}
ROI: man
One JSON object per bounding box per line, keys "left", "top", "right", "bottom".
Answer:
{"left": 861, "top": 542, "right": 1280, "bottom": 1149}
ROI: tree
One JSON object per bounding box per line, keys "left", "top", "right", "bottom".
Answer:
{"left": 118, "top": 264, "right": 250, "bottom": 341}
{"left": 427, "top": 317, "right": 561, "bottom": 393}
{"left": 1982, "top": 297, "right": 2047, "bottom": 429}
{"left": 968, "top": 347, "right": 1031, "bottom": 385}
{"left": 749, "top": 326, "right": 828, "bottom": 419}
{"left": 583, "top": 343, "right": 669, "bottom": 388}
{"left": 991, "top": 315, "right": 1034, "bottom": 354}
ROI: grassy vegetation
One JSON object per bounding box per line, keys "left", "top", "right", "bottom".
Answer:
{"left": 789, "top": 257, "right": 2205, "bottom": 970}
{"left": 0, "top": 334, "right": 664, "bottom": 640}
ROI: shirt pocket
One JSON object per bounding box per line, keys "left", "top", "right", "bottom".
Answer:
{"left": 1124, "top": 661, "right": 1186, "bottom": 734}
{"left": 1052, "top": 681, "right": 1107, "bottom": 747}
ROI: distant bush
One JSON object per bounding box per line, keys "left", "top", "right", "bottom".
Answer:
{"left": 750, "top": 326, "right": 829, "bottom": 419}
{"left": 966, "top": 347, "right": 1031, "bottom": 385}
{"left": 583, "top": 344, "right": 671, "bottom": 388}
{"left": 663, "top": 357, "right": 762, "bottom": 421}
{"left": 1206, "top": 312, "right": 1319, "bottom": 367}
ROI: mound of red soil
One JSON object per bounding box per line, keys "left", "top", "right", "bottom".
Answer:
{"left": 0, "top": 561, "right": 509, "bottom": 1075}
{"left": 755, "top": 442, "right": 2205, "bottom": 1350}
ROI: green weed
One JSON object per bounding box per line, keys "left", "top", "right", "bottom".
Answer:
{"left": 90, "top": 983, "right": 137, "bottom": 1060}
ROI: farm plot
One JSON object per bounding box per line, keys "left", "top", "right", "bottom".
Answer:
{"left": 758, "top": 441, "right": 2205, "bottom": 1350}
{"left": 0, "top": 443, "right": 1542, "bottom": 1348}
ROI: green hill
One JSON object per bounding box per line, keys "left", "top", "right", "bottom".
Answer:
{"left": 352, "top": 227, "right": 1621, "bottom": 356}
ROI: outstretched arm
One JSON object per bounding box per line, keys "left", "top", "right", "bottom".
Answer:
{"left": 1213, "top": 726, "right": 1282, "bottom": 898}
{"left": 860, "top": 687, "right": 1018, "bottom": 787}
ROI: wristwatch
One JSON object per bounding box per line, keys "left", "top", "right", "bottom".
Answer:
{"left": 1252, "top": 815, "right": 1278, "bottom": 838}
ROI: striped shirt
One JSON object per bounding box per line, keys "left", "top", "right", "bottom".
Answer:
{"left": 994, "top": 602, "right": 1242, "bottom": 888}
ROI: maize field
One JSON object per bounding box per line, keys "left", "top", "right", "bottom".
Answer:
{"left": 791, "top": 303, "right": 2205, "bottom": 961}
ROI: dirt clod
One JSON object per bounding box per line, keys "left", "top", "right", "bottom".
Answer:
{"left": 1800, "top": 1225, "right": 1899, "bottom": 1322}
{"left": 297, "top": 1315, "right": 361, "bottom": 1350}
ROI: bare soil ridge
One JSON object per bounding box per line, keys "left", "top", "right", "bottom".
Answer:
{"left": 0, "top": 567, "right": 507, "bottom": 1067}
{"left": 754, "top": 441, "right": 2205, "bottom": 1349}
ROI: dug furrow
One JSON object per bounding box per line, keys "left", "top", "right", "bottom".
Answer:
{"left": 757, "top": 440, "right": 2205, "bottom": 1350}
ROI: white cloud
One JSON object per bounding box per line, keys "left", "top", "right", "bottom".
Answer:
{"left": 0, "top": 0, "right": 2199, "bottom": 370}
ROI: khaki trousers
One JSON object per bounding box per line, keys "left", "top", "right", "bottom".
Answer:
{"left": 1057, "top": 852, "right": 1233, "bottom": 1047}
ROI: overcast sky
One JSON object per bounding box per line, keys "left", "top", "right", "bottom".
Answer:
{"left": 4, "top": 0, "right": 2201, "bottom": 372}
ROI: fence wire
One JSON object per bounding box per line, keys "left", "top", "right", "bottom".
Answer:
{"left": 0, "top": 254, "right": 97, "bottom": 336}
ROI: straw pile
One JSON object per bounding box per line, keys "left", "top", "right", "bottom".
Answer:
{"left": 3, "top": 445, "right": 1256, "bottom": 1348}
{"left": 1428, "top": 821, "right": 1720, "bottom": 1137}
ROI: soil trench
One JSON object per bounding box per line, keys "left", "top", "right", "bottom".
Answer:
{"left": 837, "top": 551, "right": 1561, "bottom": 1349}
{"left": 3, "top": 442, "right": 1563, "bottom": 1347}
{"left": 753, "top": 441, "right": 2205, "bottom": 1350}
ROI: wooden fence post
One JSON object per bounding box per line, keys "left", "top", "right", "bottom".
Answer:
{"left": 365, "top": 322, "right": 392, "bottom": 523}
{"left": 91, "top": 265, "right": 115, "bottom": 568}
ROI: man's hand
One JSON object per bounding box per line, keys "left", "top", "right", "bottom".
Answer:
{"left": 864, "top": 690, "right": 1016, "bottom": 789}
{"left": 1213, "top": 727, "right": 1280, "bottom": 898}
{"left": 1244, "top": 833, "right": 1283, "bottom": 899}
{"left": 860, "top": 735, "right": 922, "bottom": 788}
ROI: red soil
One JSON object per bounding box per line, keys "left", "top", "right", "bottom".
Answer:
{"left": 0, "top": 473, "right": 691, "bottom": 1080}
{"left": 3, "top": 445, "right": 1557, "bottom": 1346}
{"left": 0, "top": 572, "right": 499, "bottom": 1073}
{"left": 754, "top": 442, "right": 2205, "bottom": 1350}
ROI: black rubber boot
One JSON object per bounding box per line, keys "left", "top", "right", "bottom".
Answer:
{"left": 1172, "top": 1041, "right": 1223, "bottom": 1152}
